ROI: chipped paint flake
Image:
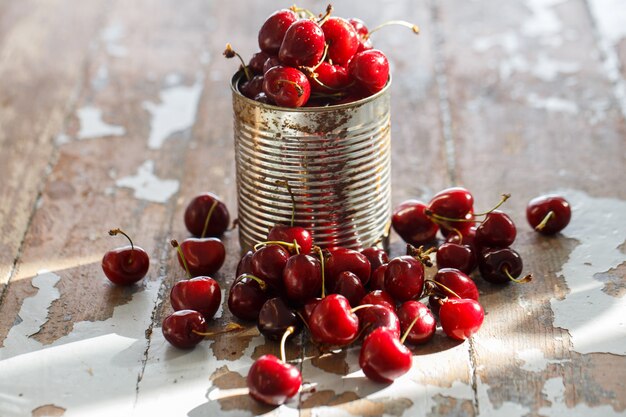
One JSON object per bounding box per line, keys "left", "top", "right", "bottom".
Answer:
{"left": 77, "top": 106, "right": 126, "bottom": 140}
{"left": 115, "top": 160, "right": 179, "bottom": 203}
{"left": 516, "top": 348, "right": 569, "bottom": 372}
{"left": 539, "top": 377, "right": 624, "bottom": 416}
{"left": 527, "top": 93, "right": 579, "bottom": 113}
{"left": 143, "top": 76, "right": 203, "bottom": 150}
{"left": 551, "top": 190, "right": 626, "bottom": 355}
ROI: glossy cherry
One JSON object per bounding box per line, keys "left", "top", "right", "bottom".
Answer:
{"left": 263, "top": 66, "right": 311, "bottom": 108}
{"left": 360, "top": 247, "right": 389, "bottom": 279}
{"left": 445, "top": 225, "right": 478, "bottom": 251}
{"left": 392, "top": 200, "right": 439, "bottom": 245}
{"left": 236, "top": 250, "right": 254, "bottom": 277}
{"left": 348, "top": 49, "right": 389, "bottom": 94}
{"left": 278, "top": 19, "right": 326, "bottom": 67}
{"left": 439, "top": 298, "right": 484, "bottom": 341}
{"left": 436, "top": 242, "right": 476, "bottom": 275}
{"left": 267, "top": 224, "right": 313, "bottom": 254}
{"left": 369, "top": 264, "right": 388, "bottom": 291}
{"left": 301, "top": 297, "right": 322, "bottom": 323}
{"left": 333, "top": 271, "right": 366, "bottom": 306}
{"left": 240, "top": 75, "right": 264, "bottom": 99}
{"left": 357, "top": 304, "right": 401, "bottom": 339}
{"left": 321, "top": 16, "right": 359, "bottom": 66}
{"left": 176, "top": 238, "right": 225, "bottom": 277}
{"left": 228, "top": 275, "right": 268, "bottom": 321}
{"left": 360, "top": 290, "right": 395, "bottom": 312}
{"left": 258, "top": 9, "right": 298, "bottom": 54}
{"left": 170, "top": 276, "right": 221, "bottom": 320}
{"left": 162, "top": 310, "right": 207, "bottom": 349}
{"left": 478, "top": 247, "right": 531, "bottom": 284}
{"left": 102, "top": 228, "right": 149, "bottom": 286}
{"left": 282, "top": 253, "right": 322, "bottom": 304}
{"left": 527, "top": 195, "right": 571, "bottom": 234}
{"left": 251, "top": 244, "right": 291, "bottom": 290}
{"left": 263, "top": 55, "right": 282, "bottom": 74}
{"left": 427, "top": 187, "right": 474, "bottom": 220}
{"left": 184, "top": 193, "right": 230, "bottom": 238}
{"left": 475, "top": 210, "right": 516, "bottom": 248}
{"left": 308, "top": 294, "right": 359, "bottom": 346}
{"left": 258, "top": 297, "right": 301, "bottom": 341}
{"left": 325, "top": 247, "right": 371, "bottom": 290}
{"left": 359, "top": 327, "right": 412, "bottom": 383}
{"left": 428, "top": 268, "right": 479, "bottom": 314}
{"left": 308, "top": 62, "right": 350, "bottom": 93}
{"left": 249, "top": 51, "right": 271, "bottom": 75}
{"left": 397, "top": 301, "right": 436, "bottom": 345}
{"left": 384, "top": 256, "right": 425, "bottom": 302}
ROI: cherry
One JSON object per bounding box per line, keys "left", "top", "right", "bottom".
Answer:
{"left": 333, "top": 271, "right": 366, "bottom": 306}
{"left": 357, "top": 304, "right": 401, "bottom": 339}
{"left": 258, "top": 9, "right": 297, "bottom": 54}
{"left": 162, "top": 310, "right": 206, "bottom": 349}
{"left": 267, "top": 180, "right": 313, "bottom": 253}
{"left": 392, "top": 200, "right": 439, "bottom": 245}
{"left": 359, "top": 327, "right": 412, "bottom": 383}
{"left": 102, "top": 228, "right": 149, "bottom": 286}
{"left": 247, "top": 327, "right": 301, "bottom": 405}
{"left": 170, "top": 276, "right": 221, "bottom": 320}
{"left": 436, "top": 242, "right": 476, "bottom": 275}
{"left": 184, "top": 193, "right": 230, "bottom": 238}
{"left": 527, "top": 195, "right": 571, "bottom": 234}
{"left": 278, "top": 19, "right": 326, "bottom": 67}
{"left": 348, "top": 49, "right": 389, "bottom": 95}
{"left": 228, "top": 275, "right": 268, "bottom": 321}
{"left": 258, "top": 297, "right": 301, "bottom": 341}
{"left": 263, "top": 66, "right": 311, "bottom": 108}
{"left": 175, "top": 238, "right": 225, "bottom": 277}
{"left": 301, "top": 297, "right": 322, "bottom": 323}
{"left": 369, "top": 264, "right": 388, "bottom": 291}
{"left": 309, "top": 294, "right": 359, "bottom": 346}
{"left": 475, "top": 210, "right": 516, "bottom": 248}
{"left": 438, "top": 212, "right": 475, "bottom": 238}
{"left": 384, "top": 256, "right": 424, "bottom": 302}
{"left": 263, "top": 55, "right": 282, "bottom": 74}
{"left": 249, "top": 51, "right": 271, "bottom": 75}
{"left": 251, "top": 244, "right": 291, "bottom": 290}
{"left": 321, "top": 16, "right": 359, "bottom": 66}
{"left": 253, "top": 92, "right": 273, "bottom": 104}
{"left": 360, "top": 247, "right": 389, "bottom": 279}
{"left": 236, "top": 250, "right": 254, "bottom": 277}
{"left": 397, "top": 301, "right": 436, "bottom": 345}
{"left": 240, "top": 75, "right": 264, "bottom": 99}
{"left": 478, "top": 247, "right": 532, "bottom": 284}
{"left": 428, "top": 268, "right": 479, "bottom": 314}
{"left": 428, "top": 187, "right": 474, "bottom": 220}
{"left": 348, "top": 17, "right": 369, "bottom": 37}
{"left": 283, "top": 253, "right": 322, "bottom": 304}
{"left": 439, "top": 298, "right": 484, "bottom": 341}
{"left": 308, "top": 62, "right": 350, "bottom": 94}
{"left": 325, "top": 247, "right": 371, "bottom": 290}
{"left": 360, "top": 290, "right": 395, "bottom": 312}
{"left": 445, "top": 225, "right": 478, "bottom": 251}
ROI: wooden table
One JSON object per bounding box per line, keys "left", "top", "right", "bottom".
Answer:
{"left": 1, "top": 0, "right": 625, "bottom": 416}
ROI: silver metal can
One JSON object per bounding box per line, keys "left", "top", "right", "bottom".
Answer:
{"left": 231, "top": 72, "right": 391, "bottom": 252}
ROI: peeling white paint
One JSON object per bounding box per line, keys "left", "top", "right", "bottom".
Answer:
{"left": 101, "top": 22, "right": 128, "bottom": 57}
{"left": 77, "top": 106, "right": 126, "bottom": 140}
{"left": 551, "top": 190, "right": 626, "bottom": 355}
{"left": 531, "top": 55, "right": 580, "bottom": 81}
{"left": 527, "top": 93, "right": 579, "bottom": 113}
{"left": 54, "top": 133, "right": 71, "bottom": 146}
{"left": 516, "top": 348, "right": 568, "bottom": 372}
{"left": 539, "top": 377, "right": 624, "bottom": 416}
{"left": 115, "top": 160, "right": 179, "bottom": 204}
{"left": 143, "top": 75, "right": 203, "bottom": 150}
{"left": 522, "top": 0, "right": 568, "bottom": 38}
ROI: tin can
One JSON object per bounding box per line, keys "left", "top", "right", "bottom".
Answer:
{"left": 231, "top": 72, "right": 391, "bottom": 252}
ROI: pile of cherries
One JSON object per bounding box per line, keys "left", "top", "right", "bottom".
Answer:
{"left": 225, "top": 4, "right": 419, "bottom": 108}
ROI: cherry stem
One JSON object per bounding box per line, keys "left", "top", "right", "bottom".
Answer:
{"left": 276, "top": 180, "right": 296, "bottom": 227}
{"left": 350, "top": 304, "right": 374, "bottom": 314}
{"left": 317, "top": 4, "right": 333, "bottom": 25}
{"left": 473, "top": 193, "right": 511, "bottom": 216}
{"left": 109, "top": 228, "right": 135, "bottom": 262}
{"left": 400, "top": 313, "right": 422, "bottom": 344}
{"left": 223, "top": 43, "right": 252, "bottom": 82}
{"left": 365, "top": 20, "right": 420, "bottom": 40}
{"left": 451, "top": 227, "right": 464, "bottom": 244}
{"left": 503, "top": 267, "right": 533, "bottom": 284}
{"left": 425, "top": 279, "right": 462, "bottom": 299}
{"left": 254, "top": 240, "right": 301, "bottom": 253}
{"left": 407, "top": 244, "right": 436, "bottom": 267}
{"left": 200, "top": 199, "right": 219, "bottom": 239}
{"left": 295, "top": 311, "right": 311, "bottom": 331}
{"left": 424, "top": 209, "right": 475, "bottom": 224}
{"left": 193, "top": 322, "right": 245, "bottom": 337}
{"left": 236, "top": 273, "right": 267, "bottom": 291}
{"left": 314, "top": 246, "right": 326, "bottom": 298}
{"left": 535, "top": 210, "right": 555, "bottom": 231}
{"left": 280, "top": 326, "right": 296, "bottom": 363}
{"left": 277, "top": 79, "right": 304, "bottom": 97}
{"left": 170, "top": 239, "right": 192, "bottom": 279}
{"left": 289, "top": 5, "right": 316, "bottom": 19}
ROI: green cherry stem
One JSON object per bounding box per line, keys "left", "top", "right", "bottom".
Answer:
{"left": 193, "top": 322, "right": 244, "bottom": 337}
{"left": 534, "top": 210, "right": 555, "bottom": 232}
{"left": 364, "top": 20, "right": 420, "bottom": 40}
{"left": 236, "top": 273, "right": 268, "bottom": 290}
{"left": 200, "top": 199, "right": 219, "bottom": 239}
{"left": 314, "top": 246, "right": 326, "bottom": 298}
{"left": 109, "top": 228, "right": 135, "bottom": 263}
{"left": 171, "top": 239, "right": 192, "bottom": 279}
{"left": 503, "top": 267, "right": 533, "bottom": 284}
{"left": 400, "top": 313, "right": 422, "bottom": 344}
{"left": 350, "top": 304, "right": 375, "bottom": 314}
{"left": 425, "top": 279, "right": 462, "bottom": 299}
{"left": 223, "top": 43, "right": 252, "bottom": 81}
{"left": 253, "top": 240, "right": 301, "bottom": 253}
{"left": 473, "top": 193, "right": 511, "bottom": 216}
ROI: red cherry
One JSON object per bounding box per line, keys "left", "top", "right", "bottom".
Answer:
{"left": 527, "top": 195, "right": 571, "bottom": 234}
{"left": 384, "top": 256, "right": 425, "bottom": 302}
{"left": 475, "top": 210, "right": 516, "bottom": 248}
{"left": 262, "top": 55, "right": 282, "bottom": 74}
{"left": 321, "top": 16, "right": 359, "bottom": 66}
{"left": 445, "top": 225, "right": 478, "bottom": 250}
{"left": 360, "top": 247, "right": 389, "bottom": 279}
{"left": 251, "top": 244, "right": 291, "bottom": 290}
{"left": 278, "top": 19, "right": 325, "bottom": 67}
{"left": 236, "top": 250, "right": 254, "bottom": 277}
{"left": 333, "top": 271, "right": 366, "bottom": 306}
{"left": 282, "top": 254, "right": 322, "bottom": 304}
{"left": 162, "top": 310, "right": 207, "bottom": 349}
{"left": 301, "top": 297, "right": 322, "bottom": 323}
{"left": 102, "top": 229, "right": 149, "bottom": 286}
{"left": 348, "top": 49, "right": 389, "bottom": 95}
{"left": 263, "top": 66, "right": 311, "bottom": 108}
{"left": 248, "top": 51, "right": 271, "bottom": 75}
{"left": 308, "top": 62, "right": 350, "bottom": 94}
{"left": 392, "top": 200, "right": 439, "bottom": 245}
{"left": 325, "top": 247, "right": 371, "bottom": 290}
{"left": 267, "top": 224, "right": 313, "bottom": 254}
{"left": 397, "top": 301, "right": 436, "bottom": 345}
{"left": 309, "top": 294, "right": 359, "bottom": 346}
{"left": 184, "top": 193, "right": 230, "bottom": 238}
{"left": 428, "top": 187, "right": 474, "bottom": 220}
{"left": 258, "top": 9, "right": 297, "bottom": 54}
{"left": 359, "top": 327, "right": 412, "bottom": 383}
{"left": 439, "top": 298, "right": 484, "bottom": 341}
{"left": 239, "top": 75, "right": 264, "bottom": 99}
{"left": 348, "top": 17, "right": 369, "bottom": 37}
{"left": 253, "top": 92, "right": 273, "bottom": 104}
{"left": 257, "top": 297, "right": 301, "bottom": 341}
{"left": 176, "top": 238, "right": 225, "bottom": 277}
{"left": 170, "top": 276, "right": 221, "bottom": 320}
{"left": 428, "top": 268, "right": 479, "bottom": 314}
{"left": 248, "top": 354, "right": 302, "bottom": 405}
{"left": 360, "top": 290, "right": 395, "bottom": 312}
{"left": 436, "top": 242, "right": 476, "bottom": 275}
{"left": 369, "top": 264, "right": 388, "bottom": 291}
{"left": 357, "top": 304, "right": 401, "bottom": 339}
{"left": 438, "top": 212, "right": 475, "bottom": 238}
{"left": 228, "top": 275, "right": 268, "bottom": 321}
{"left": 478, "top": 247, "right": 531, "bottom": 284}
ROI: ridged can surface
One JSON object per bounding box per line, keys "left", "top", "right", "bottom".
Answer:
{"left": 231, "top": 72, "right": 391, "bottom": 252}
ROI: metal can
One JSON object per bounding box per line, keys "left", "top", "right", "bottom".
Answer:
{"left": 231, "top": 72, "right": 391, "bottom": 252}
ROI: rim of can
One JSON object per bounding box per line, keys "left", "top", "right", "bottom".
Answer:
{"left": 230, "top": 70, "right": 391, "bottom": 112}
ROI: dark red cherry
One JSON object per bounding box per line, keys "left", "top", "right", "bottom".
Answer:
{"left": 397, "top": 301, "right": 436, "bottom": 345}
{"left": 236, "top": 250, "right": 254, "bottom": 277}
{"left": 263, "top": 66, "right": 310, "bottom": 108}
{"left": 249, "top": 51, "right": 271, "bottom": 75}
{"left": 527, "top": 195, "right": 571, "bottom": 234}
{"left": 177, "top": 238, "right": 225, "bottom": 277}
{"left": 428, "top": 268, "right": 479, "bottom": 314}
{"left": 321, "top": 16, "right": 359, "bottom": 66}
{"left": 239, "top": 75, "right": 264, "bottom": 99}
{"left": 428, "top": 187, "right": 474, "bottom": 220}
{"left": 384, "top": 256, "right": 425, "bottom": 302}
{"left": 251, "top": 244, "right": 290, "bottom": 290}
{"left": 325, "top": 247, "right": 371, "bottom": 290}
{"left": 369, "top": 264, "right": 388, "bottom": 291}
{"left": 283, "top": 254, "right": 322, "bottom": 304}
{"left": 333, "top": 271, "right": 366, "bottom": 306}
{"left": 309, "top": 62, "right": 350, "bottom": 93}
{"left": 445, "top": 225, "right": 478, "bottom": 251}
{"left": 278, "top": 19, "right": 325, "bottom": 67}
{"left": 253, "top": 92, "right": 273, "bottom": 104}
{"left": 438, "top": 212, "right": 475, "bottom": 238}
{"left": 439, "top": 298, "right": 484, "bottom": 341}
{"left": 359, "top": 327, "right": 412, "bottom": 383}
{"left": 357, "top": 305, "right": 401, "bottom": 339}
{"left": 268, "top": 224, "right": 313, "bottom": 254}
{"left": 348, "top": 49, "right": 389, "bottom": 95}
{"left": 360, "top": 247, "right": 389, "bottom": 279}
{"left": 263, "top": 55, "right": 282, "bottom": 74}
{"left": 436, "top": 242, "right": 476, "bottom": 275}
{"left": 170, "top": 276, "right": 221, "bottom": 320}
{"left": 102, "top": 229, "right": 149, "bottom": 286}
{"left": 247, "top": 354, "right": 302, "bottom": 406}
{"left": 475, "top": 210, "right": 516, "bottom": 248}
{"left": 478, "top": 247, "right": 527, "bottom": 284}
{"left": 228, "top": 275, "right": 268, "bottom": 321}
{"left": 301, "top": 297, "right": 322, "bottom": 323}
{"left": 162, "top": 310, "right": 206, "bottom": 349}
{"left": 258, "top": 9, "right": 298, "bottom": 54}
{"left": 309, "top": 294, "right": 359, "bottom": 346}
{"left": 184, "top": 193, "right": 230, "bottom": 238}
{"left": 258, "top": 297, "right": 301, "bottom": 341}
{"left": 392, "top": 200, "right": 439, "bottom": 245}
{"left": 360, "top": 290, "right": 395, "bottom": 312}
